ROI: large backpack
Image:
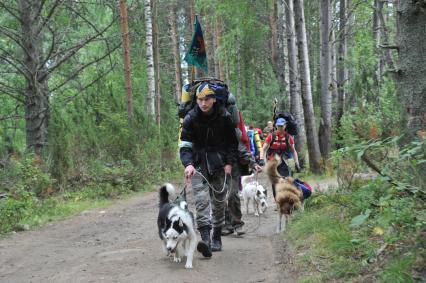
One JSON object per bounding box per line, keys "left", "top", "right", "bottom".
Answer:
{"left": 178, "top": 77, "right": 230, "bottom": 119}
{"left": 273, "top": 111, "right": 298, "bottom": 136}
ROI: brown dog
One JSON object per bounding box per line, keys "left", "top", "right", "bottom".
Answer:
{"left": 265, "top": 155, "right": 303, "bottom": 233}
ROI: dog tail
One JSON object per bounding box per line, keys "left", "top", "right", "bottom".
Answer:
{"left": 265, "top": 155, "right": 283, "bottom": 185}
{"left": 159, "top": 183, "right": 176, "bottom": 207}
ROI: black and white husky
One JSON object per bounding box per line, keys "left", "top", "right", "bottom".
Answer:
{"left": 157, "top": 183, "right": 197, "bottom": 269}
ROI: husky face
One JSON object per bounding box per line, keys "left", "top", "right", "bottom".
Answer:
{"left": 163, "top": 217, "right": 188, "bottom": 253}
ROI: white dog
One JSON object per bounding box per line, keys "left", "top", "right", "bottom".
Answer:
{"left": 157, "top": 183, "right": 197, "bottom": 269}
{"left": 242, "top": 181, "right": 268, "bottom": 216}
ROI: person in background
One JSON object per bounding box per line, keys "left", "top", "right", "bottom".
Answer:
{"left": 247, "top": 125, "right": 264, "bottom": 166}
{"left": 223, "top": 111, "right": 262, "bottom": 236}
{"left": 262, "top": 120, "right": 274, "bottom": 139}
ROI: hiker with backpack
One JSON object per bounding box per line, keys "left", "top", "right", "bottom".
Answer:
{"left": 180, "top": 82, "right": 239, "bottom": 257}
{"left": 262, "top": 121, "right": 274, "bottom": 139}
{"left": 261, "top": 117, "right": 301, "bottom": 200}
{"left": 223, "top": 112, "right": 262, "bottom": 236}
{"left": 247, "top": 125, "right": 264, "bottom": 165}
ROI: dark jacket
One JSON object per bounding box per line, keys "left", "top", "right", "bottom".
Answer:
{"left": 180, "top": 104, "right": 239, "bottom": 175}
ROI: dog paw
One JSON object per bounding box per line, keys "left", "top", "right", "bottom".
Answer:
{"left": 185, "top": 263, "right": 193, "bottom": 269}
{"left": 174, "top": 256, "right": 181, "bottom": 263}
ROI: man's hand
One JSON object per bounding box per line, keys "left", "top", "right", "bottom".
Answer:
{"left": 224, "top": 164, "right": 232, "bottom": 175}
{"left": 254, "top": 164, "right": 262, "bottom": 173}
{"left": 295, "top": 163, "right": 301, "bottom": 173}
{"left": 185, "top": 165, "right": 196, "bottom": 180}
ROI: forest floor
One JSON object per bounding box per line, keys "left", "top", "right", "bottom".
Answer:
{"left": 0, "top": 173, "right": 337, "bottom": 283}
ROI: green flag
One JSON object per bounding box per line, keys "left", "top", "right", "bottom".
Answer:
{"left": 184, "top": 15, "right": 208, "bottom": 73}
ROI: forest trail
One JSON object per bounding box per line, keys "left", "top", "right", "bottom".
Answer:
{"left": 0, "top": 173, "right": 337, "bottom": 283}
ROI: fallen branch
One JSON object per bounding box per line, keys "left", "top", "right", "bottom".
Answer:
{"left": 379, "top": 44, "right": 399, "bottom": 50}
{"left": 360, "top": 152, "right": 398, "bottom": 187}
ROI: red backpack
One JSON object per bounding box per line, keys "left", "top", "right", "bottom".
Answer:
{"left": 238, "top": 111, "right": 250, "bottom": 151}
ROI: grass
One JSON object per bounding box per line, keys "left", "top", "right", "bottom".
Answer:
{"left": 21, "top": 198, "right": 112, "bottom": 228}
{"left": 284, "top": 177, "right": 424, "bottom": 282}
{"left": 0, "top": 156, "right": 183, "bottom": 236}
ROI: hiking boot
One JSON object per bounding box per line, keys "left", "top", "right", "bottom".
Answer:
{"left": 234, "top": 225, "right": 246, "bottom": 236}
{"left": 197, "top": 227, "right": 212, "bottom": 258}
{"left": 211, "top": 227, "right": 222, "bottom": 252}
{"left": 221, "top": 225, "right": 234, "bottom": 236}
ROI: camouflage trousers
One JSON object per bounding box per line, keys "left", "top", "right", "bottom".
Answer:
{"left": 192, "top": 169, "right": 229, "bottom": 230}
{"left": 224, "top": 164, "right": 243, "bottom": 227}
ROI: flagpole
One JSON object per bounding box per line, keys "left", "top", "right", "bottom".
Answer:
{"left": 191, "top": 65, "right": 195, "bottom": 83}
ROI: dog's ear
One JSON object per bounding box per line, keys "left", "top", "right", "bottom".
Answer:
{"left": 178, "top": 218, "right": 184, "bottom": 228}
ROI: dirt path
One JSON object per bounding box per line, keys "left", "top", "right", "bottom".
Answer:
{"left": 0, "top": 174, "right": 335, "bottom": 283}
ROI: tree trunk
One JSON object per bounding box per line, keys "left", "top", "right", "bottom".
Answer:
{"left": 330, "top": 28, "right": 338, "bottom": 109}
{"left": 169, "top": 2, "right": 182, "bottom": 103}
{"left": 144, "top": 0, "right": 156, "bottom": 117}
{"left": 236, "top": 34, "right": 242, "bottom": 101}
{"left": 319, "top": 0, "right": 332, "bottom": 160}
{"left": 378, "top": 2, "right": 395, "bottom": 71}
{"left": 336, "top": 0, "right": 348, "bottom": 126}
{"left": 294, "top": 0, "right": 322, "bottom": 173}
{"left": 153, "top": 0, "right": 161, "bottom": 127}
{"left": 276, "top": 0, "right": 289, "bottom": 95}
{"left": 204, "top": 16, "right": 215, "bottom": 76}
{"left": 18, "top": 0, "right": 50, "bottom": 157}
{"left": 396, "top": 0, "right": 426, "bottom": 140}
{"left": 270, "top": 1, "right": 279, "bottom": 79}
{"left": 119, "top": 0, "right": 134, "bottom": 122}
{"left": 285, "top": 0, "right": 305, "bottom": 157}
{"left": 373, "top": 0, "right": 384, "bottom": 83}
{"left": 215, "top": 17, "right": 225, "bottom": 81}
{"left": 213, "top": 19, "right": 220, "bottom": 79}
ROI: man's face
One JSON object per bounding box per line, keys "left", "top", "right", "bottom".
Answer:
{"left": 197, "top": 96, "right": 216, "bottom": 113}
{"left": 268, "top": 121, "right": 273, "bottom": 128}
{"left": 277, "top": 124, "right": 286, "bottom": 132}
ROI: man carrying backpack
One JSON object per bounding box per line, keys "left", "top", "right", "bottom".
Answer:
{"left": 262, "top": 121, "right": 274, "bottom": 139}
{"left": 261, "top": 117, "right": 301, "bottom": 200}
{"left": 223, "top": 113, "right": 262, "bottom": 236}
{"left": 180, "top": 82, "right": 239, "bottom": 257}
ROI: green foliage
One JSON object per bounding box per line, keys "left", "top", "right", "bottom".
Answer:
{"left": 379, "top": 254, "right": 416, "bottom": 283}
{"left": 291, "top": 138, "right": 425, "bottom": 281}
{"left": 0, "top": 192, "right": 33, "bottom": 234}
{"left": 0, "top": 155, "right": 55, "bottom": 198}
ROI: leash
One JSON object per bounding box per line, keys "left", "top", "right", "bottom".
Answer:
{"left": 180, "top": 184, "right": 187, "bottom": 199}
{"left": 194, "top": 170, "right": 230, "bottom": 203}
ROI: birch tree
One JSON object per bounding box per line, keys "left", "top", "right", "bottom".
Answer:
{"left": 152, "top": 0, "right": 161, "bottom": 126}
{"left": 336, "top": 0, "right": 348, "bottom": 125}
{"left": 319, "top": 0, "right": 332, "bottom": 160}
{"left": 144, "top": 0, "right": 156, "bottom": 117}
{"left": 169, "top": 1, "right": 182, "bottom": 103}
{"left": 276, "top": 0, "right": 289, "bottom": 95}
{"left": 294, "top": 0, "right": 322, "bottom": 173}
{"left": 284, "top": 0, "right": 305, "bottom": 157}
